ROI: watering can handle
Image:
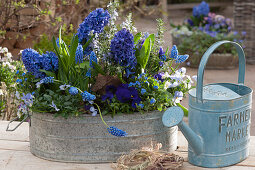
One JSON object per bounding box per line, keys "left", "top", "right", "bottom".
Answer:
{"left": 196, "top": 40, "right": 246, "bottom": 102}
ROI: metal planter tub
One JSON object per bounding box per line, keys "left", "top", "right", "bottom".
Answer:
{"left": 29, "top": 111, "right": 178, "bottom": 163}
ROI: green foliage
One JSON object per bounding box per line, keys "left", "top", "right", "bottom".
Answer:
{"left": 178, "top": 31, "right": 245, "bottom": 63}
{"left": 136, "top": 34, "right": 155, "bottom": 72}
{"left": 33, "top": 33, "right": 74, "bottom": 54}
{"left": 32, "top": 89, "right": 81, "bottom": 118}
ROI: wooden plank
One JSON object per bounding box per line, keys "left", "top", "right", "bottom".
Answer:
{"left": 0, "top": 140, "right": 29, "bottom": 151}
{"left": 0, "top": 120, "right": 255, "bottom": 169}
{"left": 0, "top": 121, "right": 29, "bottom": 142}
{"left": 237, "top": 156, "right": 255, "bottom": 167}
{"left": 0, "top": 150, "right": 113, "bottom": 170}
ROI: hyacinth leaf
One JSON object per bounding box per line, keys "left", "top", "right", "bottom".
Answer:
{"left": 176, "top": 103, "right": 189, "bottom": 117}
{"left": 133, "top": 32, "right": 142, "bottom": 44}
{"left": 91, "top": 61, "right": 106, "bottom": 75}
{"left": 52, "top": 36, "right": 60, "bottom": 57}
{"left": 83, "top": 34, "right": 95, "bottom": 50}
{"left": 165, "top": 46, "right": 169, "bottom": 57}
{"left": 52, "top": 36, "right": 68, "bottom": 82}
{"left": 69, "top": 35, "right": 79, "bottom": 65}
{"left": 39, "top": 69, "right": 56, "bottom": 78}
{"left": 137, "top": 34, "right": 155, "bottom": 70}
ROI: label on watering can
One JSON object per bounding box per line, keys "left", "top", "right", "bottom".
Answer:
{"left": 202, "top": 85, "right": 241, "bottom": 100}
{"left": 218, "top": 108, "right": 251, "bottom": 152}
{"left": 189, "top": 84, "right": 241, "bottom": 100}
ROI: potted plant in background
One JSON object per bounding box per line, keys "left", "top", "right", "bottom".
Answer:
{"left": 170, "top": 1, "right": 245, "bottom": 69}
{"left": 178, "top": 30, "right": 245, "bottom": 69}
{"left": 11, "top": 1, "right": 195, "bottom": 163}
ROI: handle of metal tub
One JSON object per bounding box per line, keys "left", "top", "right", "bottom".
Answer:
{"left": 6, "top": 114, "right": 29, "bottom": 131}
{"left": 196, "top": 40, "right": 246, "bottom": 103}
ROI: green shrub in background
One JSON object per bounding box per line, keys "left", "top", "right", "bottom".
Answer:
{"left": 33, "top": 33, "right": 74, "bottom": 53}
{"left": 0, "top": 47, "right": 22, "bottom": 120}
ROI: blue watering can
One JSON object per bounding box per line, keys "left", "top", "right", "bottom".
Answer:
{"left": 162, "top": 41, "right": 253, "bottom": 168}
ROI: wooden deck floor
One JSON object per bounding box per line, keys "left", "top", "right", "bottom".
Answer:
{"left": 0, "top": 121, "right": 254, "bottom": 170}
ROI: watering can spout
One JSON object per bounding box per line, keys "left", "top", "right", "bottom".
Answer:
{"left": 178, "top": 121, "right": 203, "bottom": 155}
{"left": 162, "top": 106, "right": 204, "bottom": 155}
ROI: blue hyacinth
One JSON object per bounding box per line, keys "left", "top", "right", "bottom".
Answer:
{"left": 77, "top": 8, "right": 110, "bottom": 44}
{"left": 170, "top": 45, "right": 178, "bottom": 60}
{"left": 176, "top": 55, "right": 189, "bottom": 64}
{"left": 193, "top": 1, "right": 210, "bottom": 17}
{"left": 81, "top": 91, "right": 96, "bottom": 101}
{"left": 22, "top": 49, "right": 58, "bottom": 78}
{"left": 107, "top": 126, "right": 127, "bottom": 137}
{"left": 69, "top": 87, "right": 79, "bottom": 95}
{"left": 89, "top": 51, "right": 97, "bottom": 68}
{"left": 86, "top": 68, "right": 92, "bottom": 77}
{"left": 41, "top": 77, "right": 54, "bottom": 84}
{"left": 110, "top": 28, "right": 137, "bottom": 69}
{"left": 75, "top": 44, "right": 84, "bottom": 64}
{"left": 42, "top": 51, "right": 59, "bottom": 72}
{"left": 21, "top": 48, "right": 44, "bottom": 78}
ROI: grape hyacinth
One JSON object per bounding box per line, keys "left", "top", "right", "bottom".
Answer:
{"left": 36, "top": 76, "right": 54, "bottom": 88}
{"left": 170, "top": 45, "right": 178, "bottom": 60}
{"left": 107, "top": 126, "right": 127, "bottom": 137}
{"left": 75, "top": 44, "right": 83, "bottom": 64}
{"left": 69, "top": 87, "right": 79, "bottom": 95}
{"left": 110, "top": 28, "right": 137, "bottom": 69}
{"left": 81, "top": 91, "right": 96, "bottom": 101}
{"left": 41, "top": 77, "right": 54, "bottom": 84}
{"left": 89, "top": 51, "right": 97, "bottom": 68}
{"left": 176, "top": 55, "right": 189, "bottom": 64}
{"left": 77, "top": 8, "right": 110, "bottom": 44}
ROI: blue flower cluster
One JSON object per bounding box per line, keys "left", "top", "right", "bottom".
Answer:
{"left": 89, "top": 51, "right": 97, "bottom": 68}
{"left": 107, "top": 126, "right": 127, "bottom": 137}
{"left": 22, "top": 49, "right": 58, "bottom": 78}
{"left": 102, "top": 85, "right": 116, "bottom": 102}
{"left": 170, "top": 45, "right": 189, "bottom": 64}
{"left": 115, "top": 84, "right": 141, "bottom": 108}
{"left": 110, "top": 28, "right": 137, "bottom": 70}
{"left": 41, "top": 77, "right": 54, "bottom": 84}
{"left": 75, "top": 44, "right": 84, "bottom": 64}
{"left": 77, "top": 8, "right": 110, "bottom": 44}
{"left": 170, "top": 45, "right": 178, "bottom": 59}
{"left": 22, "top": 48, "right": 44, "bottom": 78}
{"left": 81, "top": 91, "right": 96, "bottom": 101}
{"left": 42, "top": 51, "right": 58, "bottom": 72}
{"left": 69, "top": 87, "right": 78, "bottom": 95}
{"left": 102, "top": 84, "right": 141, "bottom": 108}
{"left": 193, "top": 1, "right": 210, "bottom": 17}
{"left": 176, "top": 55, "right": 189, "bottom": 64}
{"left": 158, "top": 47, "right": 166, "bottom": 61}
